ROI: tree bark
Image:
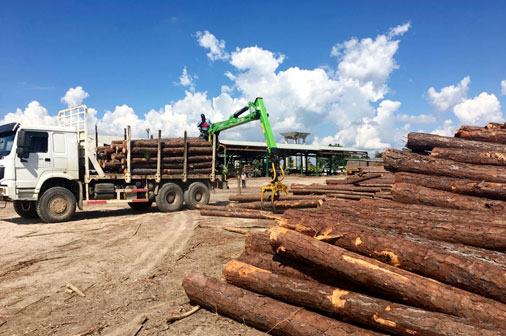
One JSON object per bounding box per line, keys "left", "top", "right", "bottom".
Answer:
{"left": 229, "top": 200, "right": 322, "bottom": 210}
{"left": 129, "top": 155, "right": 212, "bottom": 164}
{"left": 455, "top": 125, "right": 506, "bottom": 144}
{"left": 394, "top": 172, "right": 506, "bottom": 200}
{"left": 291, "top": 184, "right": 382, "bottom": 192}
{"left": 407, "top": 132, "right": 506, "bottom": 152}
{"left": 431, "top": 147, "right": 506, "bottom": 166}
{"left": 325, "top": 174, "right": 382, "bottom": 185}
{"left": 392, "top": 182, "right": 506, "bottom": 212}
{"left": 199, "top": 209, "right": 280, "bottom": 220}
{"left": 278, "top": 209, "right": 506, "bottom": 253}
{"left": 223, "top": 260, "right": 501, "bottom": 336}
{"left": 267, "top": 227, "right": 506, "bottom": 329}
{"left": 276, "top": 218, "right": 506, "bottom": 303}
{"left": 237, "top": 251, "right": 353, "bottom": 287}
{"left": 130, "top": 146, "right": 212, "bottom": 155}
{"left": 384, "top": 149, "right": 506, "bottom": 183}
{"left": 229, "top": 194, "right": 323, "bottom": 202}
{"left": 322, "top": 198, "right": 506, "bottom": 227}
{"left": 182, "top": 272, "right": 383, "bottom": 336}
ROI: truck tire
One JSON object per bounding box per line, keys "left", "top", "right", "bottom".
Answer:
{"left": 13, "top": 200, "right": 39, "bottom": 219}
{"left": 155, "top": 183, "right": 183, "bottom": 212}
{"left": 36, "top": 187, "right": 76, "bottom": 223}
{"left": 128, "top": 201, "right": 153, "bottom": 211}
{"left": 184, "top": 182, "right": 210, "bottom": 210}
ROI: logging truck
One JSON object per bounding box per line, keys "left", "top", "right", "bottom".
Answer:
{"left": 0, "top": 105, "right": 221, "bottom": 223}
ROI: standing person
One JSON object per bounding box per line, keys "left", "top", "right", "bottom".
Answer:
{"left": 197, "top": 114, "right": 211, "bottom": 140}
{"left": 241, "top": 171, "right": 247, "bottom": 189}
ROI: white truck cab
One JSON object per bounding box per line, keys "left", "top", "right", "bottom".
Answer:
{"left": 0, "top": 123, "right": 81, "bottom": 221}
{"left": 0, "top": 105, "right": 216, "bottom": 223}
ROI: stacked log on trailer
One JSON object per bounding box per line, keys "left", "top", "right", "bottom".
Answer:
{"left": 95, "top": 137, "right": 213, "bottom": 175}
{"left": 384, "top": 123, "right": 506, "bottom": 210}
{"left": 290, "top": 170, "right": 393, "bottom": 200}
{"left": 184, "top": 122, "right": 506, "bottom": 335}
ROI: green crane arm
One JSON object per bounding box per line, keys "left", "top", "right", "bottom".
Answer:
{"left": 208, "top": 97, "right": 277, "bottom": 154}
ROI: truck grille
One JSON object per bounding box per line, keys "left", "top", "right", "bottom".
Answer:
{"left": 0, "top": 166, "right": 4, "bottom": 180}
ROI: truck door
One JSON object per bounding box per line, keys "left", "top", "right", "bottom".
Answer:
{"left": 14, "top": 131, "right": 52, "bottom": 191}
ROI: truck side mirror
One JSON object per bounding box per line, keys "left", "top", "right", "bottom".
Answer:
{"left": 16, "top": 130, "right": 30, "bottom": 159}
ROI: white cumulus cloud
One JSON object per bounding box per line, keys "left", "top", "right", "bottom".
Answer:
{"left": 397, "top": 113, "right": 436, "bottom": 124}
{"left": 196, "top": 30, "right": 229, "bottom": 61}
{"left": 177, "top": 67, "right": 198, "bottom": 92}
{"left": 427, "top": 76, "right": 470, "bottom": 112}
{"left": 61, "top": 86, "right": 89, "bottom": 108}
{"left": 501, "top": 80, "right": 506, "bottom": 95}
{"left": 0, "top": 101, "right": 56, "bottom": 126}
{"left": 453, "top": 92, "right": 503, "bottom": 125}
{"left": 431, "top": 119, "right": 455, "bottom": 137}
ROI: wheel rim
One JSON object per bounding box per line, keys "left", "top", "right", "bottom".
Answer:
{"left": 166, "top": 193, "right": 176, "bottom": 204}
{"left": 194, "top": 191, "right": 202, "bottom": 202}
{"left": 49, "top": 196, "right": 68, "bottom": 215}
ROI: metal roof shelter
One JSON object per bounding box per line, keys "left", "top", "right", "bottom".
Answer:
{"left": 219, "top": 140, "right": 366, "bottom": 156}
{"left": 217, "top": 139, "right": 367, "bottom": 176}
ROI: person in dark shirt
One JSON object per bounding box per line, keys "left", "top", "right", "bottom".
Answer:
{"left": 197, "top": 114, "right": 211, "bottom": 140}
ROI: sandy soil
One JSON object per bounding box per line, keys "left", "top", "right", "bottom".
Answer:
{"left": 0, "top": 176, "right": 330, "bottom": 336}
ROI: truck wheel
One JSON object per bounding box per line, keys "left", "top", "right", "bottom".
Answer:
{"left": 184, "top": 182, "right": 210, "bottom": 210}
{"left": 155, "top": 183, "right": 183, "bottom": 212}
{"left": 128, "top": 201, "right": 153, "bottom": 211}
{"left": 36, "top": 187, "right": 76, "bottom": 223}
{"left": 13, "top": 200, "right": 39, "bottom": 219}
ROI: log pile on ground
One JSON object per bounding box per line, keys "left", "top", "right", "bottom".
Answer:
{"left": 290, "top": 170, "right": 393, "bottom": 200}
{"left": 184, "top": 121, "right": 506, "bottom": 335}
{"left": 95, "top": 137, "right": 213, "bottom": 175}
{"left": 384, "top": 123, "right": 506, "bottom": 210}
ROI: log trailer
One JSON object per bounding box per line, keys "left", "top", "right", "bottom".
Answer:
{"left": 0, "top": 105, "right": 220, "bottom": 222}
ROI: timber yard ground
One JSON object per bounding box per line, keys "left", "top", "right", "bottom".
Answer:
{"left": 0, "top": 176, "right": 330, "bottom": 336}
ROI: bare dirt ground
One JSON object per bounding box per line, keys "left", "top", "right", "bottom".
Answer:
{"left": 0, "top": 176, "right": 330, "bottom": 336}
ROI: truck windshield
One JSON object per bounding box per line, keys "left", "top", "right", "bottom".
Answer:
{"left": 0, "top": 131, "right": 16, "bottom": 157}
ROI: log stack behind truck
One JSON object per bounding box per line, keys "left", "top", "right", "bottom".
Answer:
{"left": 0, "top": 105, "right": 220, "bottom": 223}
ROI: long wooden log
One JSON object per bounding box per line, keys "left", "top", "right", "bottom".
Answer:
{"left": 279, "top": 210, "right": 506, "bottom": 256}
{"left": 267, "top": 227, "right": 506, "bottom": 329}
{"left": 237, "top": 251, "right": 355, "bottom": 289}
{"left": 131, "top": 168, "right": 212, "bottom": 175}
{"left": 279, "top": 211, "right": 506, "bottom": 252}
{"left": 291, "top": 184, "right": 382, "bottom": 192}
{"left": 229, "top": 200, "right": 322, "bottom": 210}
{"left": 395, "top": 172, "right": 506, "bottom": 200}
{"left": 130, "top": 161, "right": 212, "bottom": 170}
{"left": 276, "top": 218, "right": 506, "bottom": 303}
{"left": 407, "top": 132, "right": 506, "bottom": 152}
{"left": 130, "top": 147, "right": 212, "bottom": 155}
{"left": 325, "top": 174, "right": 382, "bottom": 185}
{"left": 324, "top": 198, "right": 506, "bottom": 227}
{"left": 384, "top": 149, "right": 506, "bottom": 183}
{"left": 455, "top": 125, "right": 506, "bottom": 144}
{"left": 431, "top": 147, "right": 506, "bottom": 166}
{"left": 182, "top": 272, "right": 384, "bottom": 336}
{"left": 486, "top": 122, "right": 506, "bottom": 129}
{"left": 199, "top": 209, "right": 279, "bottom": 220}
{"left": 130, "top": 155, "right": 212, "bottom": 164}
{"left": 224, "top": 260, "right": 501, "bottom": 336}
{"left": 392, "top": 182, "right": 506, "bottom": 212}
{"left": 229, "top": 194, "right": 324, "bottom": 202}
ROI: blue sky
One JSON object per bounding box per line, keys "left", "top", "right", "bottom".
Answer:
{"left": 1, "top": 1, "right": 505, "bottom": 150}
